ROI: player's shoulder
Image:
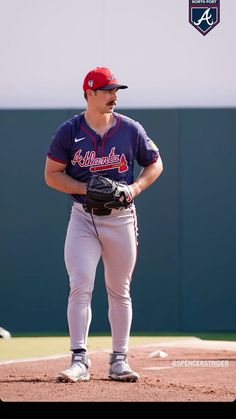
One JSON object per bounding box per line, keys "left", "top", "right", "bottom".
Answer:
{"left": 115, "top": 112, "right": 142, "bottom": 130}
{"left": 59, "top": 114, "right": 82, "bottom": 130}
{"left": 51, "top": 114, "right": 83, "bottom": 144}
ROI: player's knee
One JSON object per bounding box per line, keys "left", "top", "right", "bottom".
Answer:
{"left": 69, "top": 276, "right": 93, "bottom": 301}
{"left": 107, "top": 287, "right": 131, "bottom": 302}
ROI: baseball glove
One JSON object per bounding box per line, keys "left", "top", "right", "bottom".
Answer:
{"left": 84, "top": 174, "right": 133, "bottom": 211}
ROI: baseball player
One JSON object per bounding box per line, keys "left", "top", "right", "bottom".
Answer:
{"left": 44, "top": 67, "right": 163, "bottom": 382}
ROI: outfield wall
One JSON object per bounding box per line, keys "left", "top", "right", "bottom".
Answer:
{"left": 0, "top": 108, "right": 235, "bottom": 333}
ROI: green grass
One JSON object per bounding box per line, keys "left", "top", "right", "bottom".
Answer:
{"left": 12, "top": 330, "right": 236, "bottom": 341}
{"left": 132, "top": 332, "right": 236, "bottom": 341}
{"left": 11, "top": 331, "right": 236, "bottom": 341}
{"left": 0, "top": 336, "right": 182, "bottom": 361}
{"left": 1, "top": 333, "right": 235, "bottom": 362}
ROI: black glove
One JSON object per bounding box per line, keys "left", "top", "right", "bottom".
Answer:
{"left": 84, "top": 174, "right": 133, "bottom": 211}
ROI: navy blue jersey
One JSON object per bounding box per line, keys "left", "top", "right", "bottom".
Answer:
{"left": 48, "top": 112, "right": 159, "bottom": 203}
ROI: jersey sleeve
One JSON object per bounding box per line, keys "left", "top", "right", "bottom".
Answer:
{"left": 47, "top": 121, "right": 72, "bottom": 164}
{"left": 135, "top": 122, "right": 160, "bottom": 167}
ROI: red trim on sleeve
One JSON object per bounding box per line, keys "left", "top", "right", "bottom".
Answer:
{"left": 142, "top": 155, "right": 159, "bottom": 167}
{"left": 47, "top": 153, "right": 69, "bottom": 164}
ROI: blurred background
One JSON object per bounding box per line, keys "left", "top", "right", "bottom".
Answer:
{"left": 0, "top": 0, "right": 235, "bottom": 335}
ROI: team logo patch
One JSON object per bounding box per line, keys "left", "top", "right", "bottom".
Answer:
{"left": 189, "top": 0, "right": 220, "bottom": 36}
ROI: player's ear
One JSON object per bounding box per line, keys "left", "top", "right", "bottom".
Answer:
{"left": 86, "top": 89, "right": 96, "bottom": 99}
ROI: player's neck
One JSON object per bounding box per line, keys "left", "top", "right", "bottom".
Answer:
{"left": 84, "top": 110, "right": 114, "bottom": 137}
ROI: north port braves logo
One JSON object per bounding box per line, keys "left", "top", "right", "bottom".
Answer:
{"left": 71, "top": 147, "right": 128, "bottom": 173}
{"left": 189, "top": 0, "right": 220, "bottom": 36}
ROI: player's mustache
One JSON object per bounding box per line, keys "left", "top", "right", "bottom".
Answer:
{"left": 107, "top": 100, "right": 116, "bottom": 106}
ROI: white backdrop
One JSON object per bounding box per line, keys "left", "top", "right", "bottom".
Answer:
{"left": 0, "top": 0, "right": 235, "bottom": 108}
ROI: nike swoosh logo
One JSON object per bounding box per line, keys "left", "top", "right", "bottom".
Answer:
{"left": 74, "top": 137, "right": 86, "bottom": 142}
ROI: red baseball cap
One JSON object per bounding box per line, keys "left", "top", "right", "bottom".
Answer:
{"left": 83, "top": 67, "right": 128, "bottom": 92}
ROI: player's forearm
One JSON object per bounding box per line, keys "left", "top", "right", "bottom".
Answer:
{"left": 130, "top": 157, "right": 163, "bottom": 198}
{"left": 45, "top": 171, "right": 87, "bottom": 195}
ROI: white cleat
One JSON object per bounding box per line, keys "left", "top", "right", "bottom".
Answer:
{"left": 108, "top": 353, "right": 140, "bottom": 382}
{"left": 57, "top": 353, "right": 90, "bottom": 383}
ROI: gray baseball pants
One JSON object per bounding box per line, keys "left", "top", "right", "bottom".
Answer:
{"left": 64, "top": 202, "right": 138, "bottom": 353}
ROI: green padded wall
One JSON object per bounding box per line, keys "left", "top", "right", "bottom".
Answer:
{"left": 0, "top": 109, "right": 235, "bottom": 333}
